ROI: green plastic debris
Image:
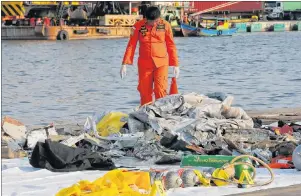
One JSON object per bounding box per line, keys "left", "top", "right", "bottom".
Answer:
{"left": 180, "top": 155, "right": 236, "bottom": 168}
{"left": 233, "top": 157, "right": 254, "bottom": 180}
{"left": 181, "top": 155, "right": 254, "bottom": 181}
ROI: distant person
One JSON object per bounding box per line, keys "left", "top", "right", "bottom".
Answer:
{"left": 183, "top": 12, "right": 189, "bottom": 24}
{"left": 43, "top": 17, "right": 50, "bottom": 26}
{"left": 50, "top": 17, "right": 55, "bottom": 26}
{"left": 176, "top": 16, "right": 181, "bottom": 25}
{"left": 30, "top": 17, "right": 35, "bottom": 27}
{"left": 190, "top": 19, "right": 196, "bottom": 27}
{"left": 165, "top": 15, "right": 170, "bottom": 22}
{"left": 120, "top": 6, "right": 179, "bottom": 106}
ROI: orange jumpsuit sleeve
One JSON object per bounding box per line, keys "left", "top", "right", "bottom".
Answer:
{"left": 165, "top": 22, "right": 179, "bottom": 67}
{"left": 122, "top": 23, "right": 140, "bottom": 65}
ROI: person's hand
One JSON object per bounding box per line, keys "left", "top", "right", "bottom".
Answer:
{"left": 173, "top": 67, "right": 180, "bottom": 78}
{"left": 120, "top": 64, "right": 127, "bottom": 79}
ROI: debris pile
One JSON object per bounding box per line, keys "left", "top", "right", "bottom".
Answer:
{"left": 2, "top": 116, "right": 27, "bottom": 159}
{"left": 126, "top": 93, "right": 301, "bottom": 165}
{"left": 2, "top": 92, "right": 301, "bottom": 170}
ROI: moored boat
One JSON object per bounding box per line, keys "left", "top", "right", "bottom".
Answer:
{"left": 180, "top": 17, "right": 238, "bottom": 37}
{"left": 180, "top": 23, "right": 199, "bottom": 37}
{"left": 199, "top": 27, "right": 237, "bottom": 37}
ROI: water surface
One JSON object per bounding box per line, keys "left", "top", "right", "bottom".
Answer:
{"left": 2, "top": 32, "right": 301, "bottom": 125}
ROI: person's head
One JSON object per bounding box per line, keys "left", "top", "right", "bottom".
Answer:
{"left": 145, "top": 6, "right": 161, "bottom": 25}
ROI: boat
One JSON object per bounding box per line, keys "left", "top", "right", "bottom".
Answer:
{"left": 172, "top": 26, "right": 184, "bottom": 37}
{"left": 180, "top": 17, "right": 238, "bottom": 37}
{"left": 170, "top": 19, "right": 184, "bottom": 37}
{"left": 180, "top": 23, "right": 199, "bottom": 37}
{"left": 199, "top": 27, "right": 237, "bottom": 37}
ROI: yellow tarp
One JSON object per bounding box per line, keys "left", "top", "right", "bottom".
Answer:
{"left": 96, "top": 112, "right": 128, "bottom": 137}
{"left": 56, "top": 169, "right": 152, "bottom": 196}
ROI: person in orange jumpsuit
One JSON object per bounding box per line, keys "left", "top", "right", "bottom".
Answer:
{"left": 121, "top": 6, "right": 179, "bottom": 106}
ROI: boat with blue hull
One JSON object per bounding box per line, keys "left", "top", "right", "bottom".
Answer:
{"left": 180, "top": 17, "right": 238, "bottom": 37}
{"left": 199, "top": 28, "right": 237, "bottom": 36}
{"left": 180, "top": 23, "right": 198, "bottom": 37}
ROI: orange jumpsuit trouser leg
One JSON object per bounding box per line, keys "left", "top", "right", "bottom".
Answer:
{"left": 138, "top": 62, "right": 169, "bottom": 106}
{"left": 138, "top": 65, "right": 153, "bottom": 106}
{"left": 154, "top": 65, "right": 168, "bottom": 100}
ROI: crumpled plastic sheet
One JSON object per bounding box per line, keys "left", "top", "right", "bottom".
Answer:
{"left": 133, "top": 140, "right": 184, "bottom": 164}
{"left": 128, "top": 93, "right": 254, "bottom": 147}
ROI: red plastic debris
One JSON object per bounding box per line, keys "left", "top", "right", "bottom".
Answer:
{"left": 267, "top": 155, "right": 294, "bottom": 169}
{"left": 272, "top": 124, "right": 293, "bottom": 135}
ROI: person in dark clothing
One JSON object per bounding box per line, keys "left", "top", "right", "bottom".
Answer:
{"left": 190, "top": 19, "right": 196, "bottom": 27}
{"left": 176, "top": 16, "right": 181, "bottom": 25}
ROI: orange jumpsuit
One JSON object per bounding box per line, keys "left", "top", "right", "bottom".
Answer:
{"left": 122, "top": 19, "right": 179, "bottom": 106}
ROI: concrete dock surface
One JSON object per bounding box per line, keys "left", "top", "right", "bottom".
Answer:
{"left": 232, "top": 184, "right": 301, "bottom": 196}
{"left": 247, "top": 107, "right": 301, "bottom": 124}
